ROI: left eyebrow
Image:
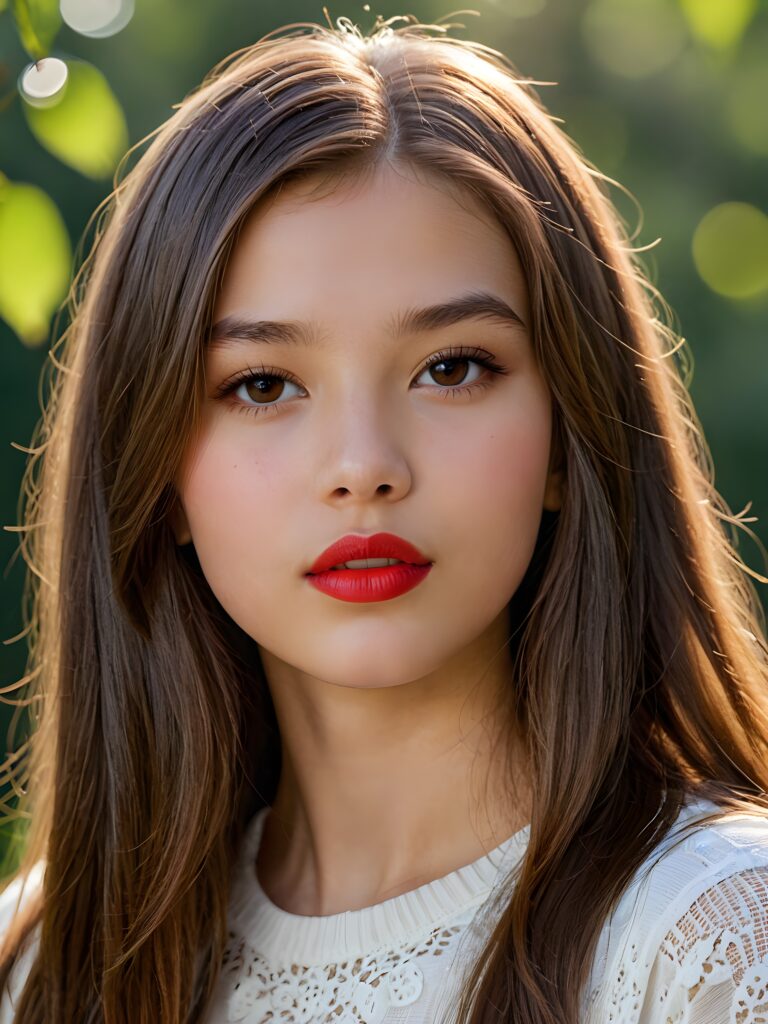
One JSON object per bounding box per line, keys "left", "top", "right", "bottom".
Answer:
{"left": 208, "top": 289, "right": 527, "bottom": 349}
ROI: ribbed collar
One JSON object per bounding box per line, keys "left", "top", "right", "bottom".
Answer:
{"left": 228, "top": 807, "right": 531, "bottom": 965}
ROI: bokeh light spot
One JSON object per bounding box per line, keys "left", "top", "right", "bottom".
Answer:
{"left": 692, "top": 202, "right": 768, "bottom": 300}
{"left": 679, "top": 0, "right": 757, "bottom": 50}
{"left": 726, "top": 63, "right": 768, "bottom": 156}
{"left": 59, "top": 0, "right": 134, "bottom": 38}
{"left": 582, "top": 0, "right": 688, "bottom": 78}
{"left": 19, "top": 58, "right": 68, "bottom": 107}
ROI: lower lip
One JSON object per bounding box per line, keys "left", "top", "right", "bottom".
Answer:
{"left": 306, "top": 563, "right": 432, "bottom": 602}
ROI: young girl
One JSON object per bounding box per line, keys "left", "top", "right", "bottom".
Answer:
{"left": 1, "top": 13, "right": 768, "bottom": 1024}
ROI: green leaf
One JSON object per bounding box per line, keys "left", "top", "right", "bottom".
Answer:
{"left": 0, "top": 178, "right": 72, "bottom": 345}
{"left": 23, "top": 59, "right": 128, "bottom": 179}
{"left": 692, "top": 202, "right": 768, "bottom": 300}
{"left": 12, "top": 0, "right": 61, "bottom": 59}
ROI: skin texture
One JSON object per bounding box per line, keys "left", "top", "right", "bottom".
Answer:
{"left": 174, "top": 160, "right": 563, "bottom": 916}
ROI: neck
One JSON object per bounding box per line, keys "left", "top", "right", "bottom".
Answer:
{"left": 255, "top": 610, "right": 531, "bottom": 917}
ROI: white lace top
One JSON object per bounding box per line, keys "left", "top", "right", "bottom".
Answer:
{"left": 3, "top": 797, "right": 768, "bottom": 1023}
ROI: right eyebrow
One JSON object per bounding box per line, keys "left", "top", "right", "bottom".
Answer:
{"left": 207, "top": 289, "right": 527, "bottom": 350}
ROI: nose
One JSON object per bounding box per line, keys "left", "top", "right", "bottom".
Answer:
{"left": 312, "top": 399, "right": 413, "bottom": 507}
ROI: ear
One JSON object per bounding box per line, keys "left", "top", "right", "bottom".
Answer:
{"left": 169, "top": 497, "right": 193, "bottom": 546}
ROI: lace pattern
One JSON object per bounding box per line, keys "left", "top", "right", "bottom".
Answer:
{"left": 213, "top": 815, "right": 768, "bottom": 1023}
{"left": 591, "top": 865, "right": 768, "bottom": 1023}
{"left": 5, "top": 803, "right": 768, "bottom": 1023}
{"left": 219, "top": 917, "right": 470, "bottom": 1023}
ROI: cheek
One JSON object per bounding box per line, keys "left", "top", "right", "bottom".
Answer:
{"left": 447, "top": 394, "right": 551, "bottom": 516}
{"left": 472, "top": 422, "right": 549, "bottom": 503}
{"left": 435, "top": 391, "right": 552, "bottom": 598}
{"left": 178, "top": 428, "right": 290, "bottom": 610}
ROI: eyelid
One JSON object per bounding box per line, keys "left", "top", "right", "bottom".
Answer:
{"left": 212, "top": 363, "right": 298, "bottom": 399}
{"left": 214, "top": 347, "right": 503, "bottom": 390}
{"left": 213, "top": 345, "right": 509, "bottom": 414}
{"left": 419, "top": 346, "right": 502, "bottom": 375}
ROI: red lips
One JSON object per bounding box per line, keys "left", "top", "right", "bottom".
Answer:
{"left": 306, "top": 532, "right": 432, "bottom": 575}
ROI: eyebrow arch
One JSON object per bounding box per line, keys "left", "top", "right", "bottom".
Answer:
{"left": 208, "top": 290, "right": 527, "bottom": 349}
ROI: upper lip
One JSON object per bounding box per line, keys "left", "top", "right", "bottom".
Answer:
{"left": 306, "top": 532, "right": 432, "bottom": 574}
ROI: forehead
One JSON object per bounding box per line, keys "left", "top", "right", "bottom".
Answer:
{"left": 214, "top": 162, "right": 530, "bottom": 328}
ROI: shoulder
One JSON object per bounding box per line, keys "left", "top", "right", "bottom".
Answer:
{"left": 0, "top": 862, "right": 44, "bottom": 928}
{"left": 585, "top": 799, "right": 768, "bottom": 1024}
{"left": 0, "top": 862, "right": 44, "bottom": 1022}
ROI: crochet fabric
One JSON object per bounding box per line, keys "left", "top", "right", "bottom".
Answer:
{"left": 3, "top": 799, "right": 768, "bottom": 1023}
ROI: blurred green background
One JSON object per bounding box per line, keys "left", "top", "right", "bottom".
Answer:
{"left": 0, "top": 0, "right": 766, "bottom": 853}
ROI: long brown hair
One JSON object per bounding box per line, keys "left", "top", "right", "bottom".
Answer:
{"left": 1, "top": 14, "right": 767, "bottom": 1023}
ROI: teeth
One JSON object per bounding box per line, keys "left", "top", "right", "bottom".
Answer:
{"left": 330, "top": 557, "right": 405, "bottom": 570}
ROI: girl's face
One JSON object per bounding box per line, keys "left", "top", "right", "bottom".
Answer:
{"left": 174, "top": 161, "right": 562, "bottom": 690}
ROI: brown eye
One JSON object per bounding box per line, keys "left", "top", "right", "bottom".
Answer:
{"left": 242, "top": 377, "right": 289, "bottom": 404}
{"left": 416, "top": 354, "right": 487, "bottom": 390}
{"left": 426, "top": 357, "right": 473, "bottom": 388}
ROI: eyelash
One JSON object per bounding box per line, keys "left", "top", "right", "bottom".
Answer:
{"left": 215, "top": 346, "right": 509, "bottom": 419}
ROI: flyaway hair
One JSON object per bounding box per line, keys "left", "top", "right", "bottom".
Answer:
{"left": 1, "top": 14, "right": 767, "bottom": 1023}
